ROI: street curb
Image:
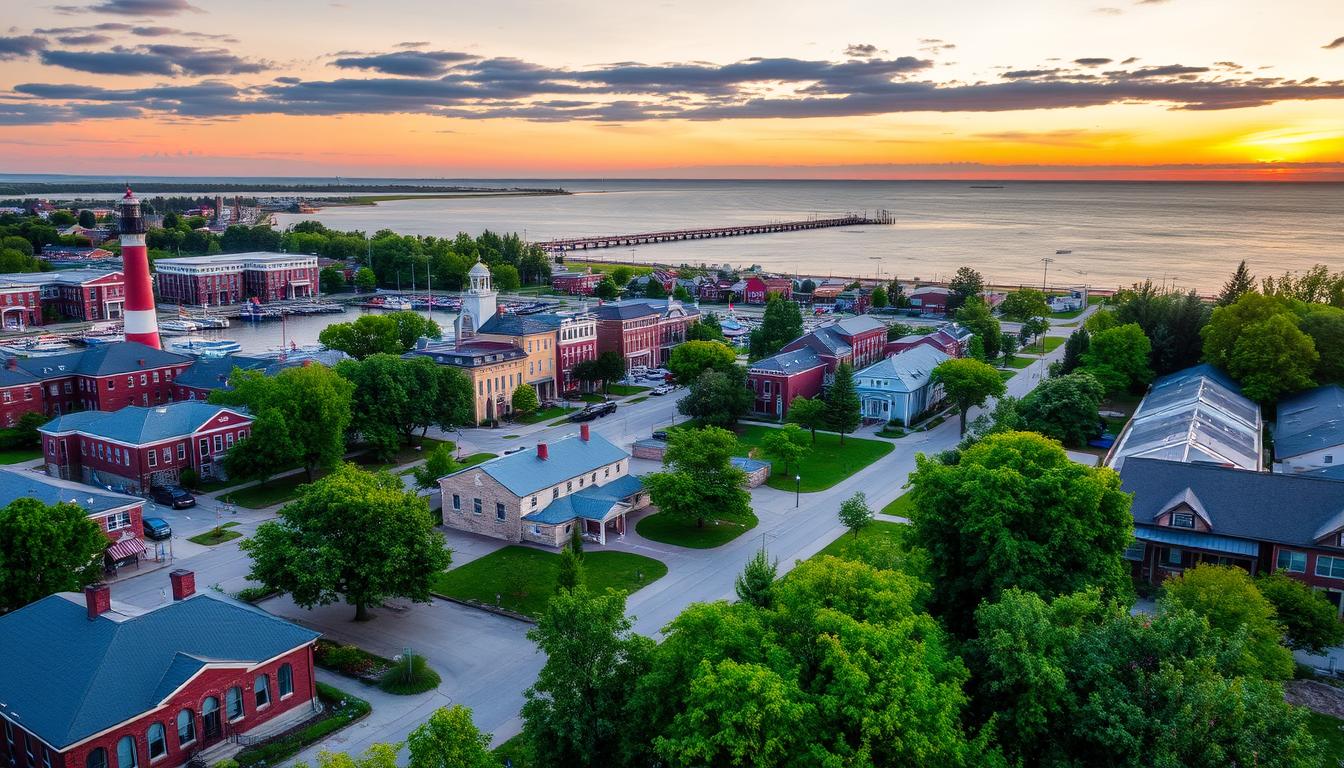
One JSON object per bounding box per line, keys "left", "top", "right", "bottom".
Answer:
{"left": 430, "top": 592, "right": 537, "bottom": 624}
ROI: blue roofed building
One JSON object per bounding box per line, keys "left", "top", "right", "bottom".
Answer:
{"left": 0, "top": 468, "right": 151, "bottom": 569}
{"left": 1274, "top": 384, "right": 1344, "bottom": 475}
{"left": 854, "top": 345, "right": 951, "bottom": 426}
{"left": 0, "top": 569, "right": 320, "bottom": 768}
{"left": 437, "top": 424, "right": 646, "bottom": 546}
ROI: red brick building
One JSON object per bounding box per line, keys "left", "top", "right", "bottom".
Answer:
{"left": 0, "top": 270, "right": 127, "bottom": 326}
{"left": 13, "top": 342, "right": 194, "bottom": 417}
{"left": 556, "top": 313, "right": 598, "bottom": 393}
{"left": 0, "top": 570, "right": 319, "bottom": 768}
{"left": 743, "top": 277, "right": 793, "bottom": 304}
{"left": 592, "top": 298, "right": 699, "bottom": 368}
{"left": 0, "top": 468, "right": 148, "bottom": 569}
{"left": 697, "top": 279, "right": 736, "bottom": 302}
{"left": 155, "top": 253, "right": 319, "bottom": 306}
{"left": 746, "top": 347, "right": 827, "bottom": 418}
{"left": 551, "top": 269, "right": 604, "bottom": 295}
{"left": 40, "top": 400, "right": 252, "bottom": 491}
{"left": 781, "top": 315, "right": 887, "bottom": 374}
{"left": 884, "top": 324, "right": 973, "bottom": 358}
{"left": 0, "top": 361, "right": 43, "bottom": 426}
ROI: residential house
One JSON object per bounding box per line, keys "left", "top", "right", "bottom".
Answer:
{"left": 884, "top": 323, "right": 973, "bottom": 358}
{"left": 0, "top": 571, "right": 319, "bottom": 768}
{"left": 746, "top": 347, "right": 827, "bottom": 419}
{"left": 40, "top": 246, "right": 115, "bottom": 262}
{"left": 1274, "top": 385, "right": 1344, "bottom": 475}
{"left": 438, "top": 425, "right": 646, "bottom": 546}
{"left": 39, "top": 401, "right": 252, "bottom": 491}
{"left": 697, "top": 279, "right": 736, "bottom": 303}
{"left": 1120, "top": 457, "right": 1344, "bottom": 615}
{"left": 743, "top": 277, "right": 792, "bottom": 304}
{"left": 0, "top": 468, "right": 149, "bottom": 570}
{"left": 592, "top": 298, "right": 699, "bottom": 368}
{"left": 780, "top": 315, "right": 887, "bottom": 376}
{"left": 1105, "top": 363, "right": 1262, "bottom": 471}
{"left": 855, "top": 345, "right": 951, "bottom": 425}
{"left": 12, "top": 342, "right": 194, "bottom": 417}
{"left": 550, "top": 269, "right": 604, "bottom": 295}
{"left": 907, "top": 286, "right": 954, "bottom": 314}
{"left": 809, "top": 281, "right": 845, "bottom": 306}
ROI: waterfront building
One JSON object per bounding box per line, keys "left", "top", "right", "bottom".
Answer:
{"left": 478, "top": 314, "right": 562, "bottom": 402}
{"left": 39, "top": 400, "right": 252, "bottom": 491}
{"left": 743, "top": 277, "right": 793, "bottom": 304}
{"left": 780, "top": 315, "right": 887, "bottom": 374}
{"left": 854, "top": 345, "right": 950, "bottom": 425}
{"left": 438, "top": 425, "right": 646, "bottom": 546}
{"left": 592, "top": 298, "right": 699, "bottom": 368}
{"left": 10, "top": 342, "right": 193, "bottom": 417}
{"left": 0, "top": 570, "right": 319, "bottom": 768}
{"left": 550, "top": 268, "right": 604, "bottom": 295}
{"left": 0, "top": 270, "right": 127, "bottom": 325}
{"left": 746, "top": 347, "right": 827, "bottom": 419}
{"left": 154, "top": 253, "right": 320, "bottom": 306}
{"left": 406, "top": 340, "right": 527, "bottom": 424}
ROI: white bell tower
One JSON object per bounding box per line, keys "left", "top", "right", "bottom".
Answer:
{"left": 455, "top": 259, "right": 497, "bottom": 345}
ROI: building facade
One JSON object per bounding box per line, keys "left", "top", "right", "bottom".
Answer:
{"left": 478, "top": 314, "right": 561, "bottom": 402}
{"left": 1274, "top": 385, "right": 1344, "bottom": 474}
{"left": 855, "top": 345, "right": 950, "bottom": 426}
{"left": 550, "top": 270, "right": 603, "bottom": 295}
{"left": 884, "top": 324, "right": 973, "bottom": 358}
{"left": 592, "top": 298, "right": 698, "bottom": 368}
{"left": 155, "top": 253, "right": 320, "bottom": 305}
{"left": 0, "top": 469, "right": 148, "bottom": 569}
{"left": 780, "top": 315, "right": 887, "bottom": 376}
{"left": 556, "top": 313, "right": 598, "bottom": 393}
{"left": 745, "top": 347, "right": 827, "bottom": 419}
{"left": 406, "top": 341, "right": 527, "bottom": 424}
{"left": 0, "top": 270, "right": 127, "bottom": 326}
{"left": 743, "top": 277, "right": 793, "bottom": 304}
{"left": 13, "top": 343, "right": 194, "bottom": 417}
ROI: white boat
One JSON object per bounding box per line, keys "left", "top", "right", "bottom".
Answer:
{"left": 169, "top": 337, "right": 242, "bottom": 357}
{"left": 159, "top": 318, "right": 202, "bottom": 335}
{"left": 191, "top": 315, "right": 230, "bottom": 329}
{"left": 0, "top": 336, "right": 75, "bottom": 356}
{"left": 378, "top": 297, "right": 416, "bottom": 311}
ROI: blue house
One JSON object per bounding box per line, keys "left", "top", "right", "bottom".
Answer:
{"left": 854, "top": 345, "right": 950, "bottom": 426}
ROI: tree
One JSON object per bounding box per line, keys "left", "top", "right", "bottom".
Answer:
{"left": 593, "top": 351, "right": 627, "bottom": 393}
{"left": 785, "top": 396, "right": 827, "bottom": 443}
{"left": 355, "top": 266, "right": 377, "bottom": 291}
{"left": 512, "top": 382, "right": 540, "bottom": 415}
{"left": 870, "top": 284, "right": 888, "bottom": 309}
{"left": 1202, "top": 291, "right": 1294, "bottom": 371}
{"left": 337, "top": 355, "right": 471, "bottom": 459}
{"left": 1256, "top": 572, "right": 1344, "bottom": 654}
{"left": 824, "top": 362, "right": 861, "bottom": 443}
{"left": 998, "top": 332, "right": 1018, "bottom": 367}
{"left": 643, "top": 426, "right": 751, "bottom": 529}
{"left": 594, "top": 276, "right": 619, "bottom": 301}
{"left": 1162, "top": 565, "right": 1294, "bottom": 680}
{"left": 77, "top": 209, "right": 96, "bottom": 228}
{"left": 885, "top": 322, "right": 914, "bottom": 341}
{"left": 50, "top": 210, "right": 75, "bottom": 226}
{"left": 1300, "top": 305, "right": 1344, "bottom": 384}
{"left": 748, "top": 295, "right": 803, "bottom": 360}
{"left": 389, "top": 311, "right": 442, "bottom": 349}
{"left": 313, "top": 744, "right": 400, "bottom": 768}
{"left": 645, "top": 278, "right": 667, "bottom": 298}
{"left": 1224, "top": 313, "right": 1318, "bottom": 402}
{"left": 319, "top": 266, "right": 346, "bottom": 294}
{"left": 1079, "top": 323, "right": 1153, "bottom": 394}
{"left": 522, "top": 587, "right": 653, "bottom": 768}
{"left": 673, "top": 284, "right": 692, "bottom": 301}
{"left": 242, "top": 464, "right": 451, "bottom": 621}
{"left": 1110, "top": 282, "right": 1210, "bottom": 374}
{"left": 318, "top": 315, "right": 402, "bottom": 359}
{"left": 932, "top": 357, "right": 1006, "bottom": 436}
{"left": 800, "top": 278, "right": 816, "bottom": 293}
{"left": 1019, "top": 316, "right": 1050, "bottom": 352}
{"left": 213, "top": 364, "right": 354, "bottom": 482}
{"left": 609, "top": 266, "right": 633, "bottom": 286}
{"left": 909, "top": 431, "right": 1134, "bottom": 636}
{"left": 0, "top": 498, "right": 108, "bottom": 613}
{"left": 1218, "top": 260, "right": 1255, "bottom": 306}
{"left": 491, "top": 263, "right": 521, "bottom": 291}
{"left": 667, "top": 340, "right": 737, "bottom": 385}
{"left": 406, "top": 705, "right": 495, "bottom": 768}
{"left": 759, "top": 423, "right": 809, "bottom": 476}
{"left": 947, "top": 266, "right": 985, "bottom": 312}
{"left": 687, "top": 314, "right": 725, "bottom": 342}
{"left": 998, "top": 289, "right": 1049, "bottom": 323}
{"left": 1017, "top": 372, "right": 1106, "bottom": 447}
{"left": 555, "top": 544, "right": 584, "bottom": 594}
{"left": 955, "top": 297, "right": 1001, "bottom": 360}
{"left": 734, "top": 549, "right": 777, "bottom": 609}
{"left": 677, "top": 366, "right": 753, "bottom": 428}
{"left": 1055, "top": 328, "right": 1090, "bottom": 375}
{"left": 837, "top": 491, "right": 874, "bottom": 538}
{"left": 414, "top": 442, "right": 460, "bottom": 490}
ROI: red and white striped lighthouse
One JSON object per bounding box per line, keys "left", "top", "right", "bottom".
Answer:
{"left": 118, "top": 186, "right": 160, "bottom": 349}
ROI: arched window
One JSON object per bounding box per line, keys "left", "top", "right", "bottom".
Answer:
{"left": 225, "top": 687, "right": 243, "bottom": 721}
{"left": 201, "top": 697, "right": 220, "bottom": 741}
{"left": 278, "top": 664, "right": 293, "bottom": 698}
{"left": 116, "top": 736, "right": 137, "bottom": 768}
{"left": 254, "top": 674, "right": 270, "bottom": 708}
{"left": 146, "top": 724, "right": 166, "bottom": 761}
{"left": 175, "top": 709, "right": 194, "bottom": 746}
{"left": 86, "top": 748, "right": 107, "bottom": 768}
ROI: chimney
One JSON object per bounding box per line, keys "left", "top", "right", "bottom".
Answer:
{"left": 536, "top": 443, "right": 549, "bottom": 461}
{"left": 580, "top": 423, "right": 590, "bottom": 441}
{"left": 85, "top": 583, "right": 110, "bottom": 619}
{"left": 169, "top": 569, "right": 196, "bottom": 600}
{"left": 4, "top": 357, "right": 15, "bottom": 370}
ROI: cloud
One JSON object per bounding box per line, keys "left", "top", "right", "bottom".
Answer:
{"left": 331, "top": 50, "right": 477, "bottom": 77}
{"left": 34, "top": 22, "right": 234, "bottom": 42}
{"left": 1326, "top": 36, "right": 1344, "bottom": 50}
{"left": 0, "top": 35, "right": 48, "bottom": 60}
{"left": 1074, "top": 57, "right": 1112, "bottom": 66}
{"left": 395, "top": 41, "right": 429, "bottom": 49}
{"left": 76, "top": 0, "right": 203, "bottom": 15}
{"left": 1121, "top": 56, "right": 1140, "bottom": 64}
{"left": 845, "top": 43, "right": 879, "bottom": 58}
{"left": 39, "top": 44, "right": 265, "bottom": 75}
{"left": 57, "top": 33, "right": 112, "bottom": 45}
{"left": 1094, "top": 7, "right": 1123, "bottom": 14}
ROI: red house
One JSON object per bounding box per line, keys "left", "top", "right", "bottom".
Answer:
{"left": 743, "top": 277, "right": 793, "bottom": 305}
{"left": 551, "top": 270, "right": 604, "bottom": 296}
{"left": 0, "top": 361, "right": 43, "bottom": 427}
{"left": 907, "top": 286, "right": 954, "bottom": 314}
{"left": 780, "top": 315, "right": 887, "bottom": 375}
{"left": 40, "top": 400, "right": 252, "bottom": 491}
{"left": 556, "top": 313, "right": 598, "bottom": 393}
{"left": 0, "top": 570, "right": 319, "bottom": 768}
{"left": 885, "top": 324, "right": 974, "bottom": 358}
{"left": 0, "top": 468, "right": 148, "bottom": 570}
{"left": 592, "top": 298, "right": 699, "bottom": 368}
{"left": 698, "top": 279, "right": 736, "bottom": 303}
{"left": 14, "top": 342, "right": 194, "bottom": 417}
{"left": 0, "top": 284, "right": 43, "bottom": 329}
{"left": 746, "top": 347, "right": 827, "bottom": 418}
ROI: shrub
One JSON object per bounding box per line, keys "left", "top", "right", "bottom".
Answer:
{"left": 234, "top": 586, "right": 275, "bottom": 604}
{"left": 178, "top": 467, "right": 199, "bottom": 489}
{"left": 379, "top": 652, "right": 442, "bottom": 695}
{"left": 233, "top": 683, "right": 369, "bottom": 768}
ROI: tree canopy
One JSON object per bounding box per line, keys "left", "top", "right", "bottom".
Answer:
{"left": 932, "top": 357, "right": 1006, "bottom": 435}
{"left": 406, "top": 705, "right": 496, "bottom": 768}
{"left": 0, "top": 498, "right": 108, "bottom": 613}
{"left": 214, "top": 363, "right": 354, "bottom": 481}
{"left": 667, "top": 340, "right": 738, "bottom": 385}
{"left": 318, "top": 311, "right": 442, "bottom": 359}
{"left": 643, "top": 426, "right": 751, "bottom": 529}
{"left": 785, "top": 396, "right": 827, "bottom": 442}
{"left": 1202, "top": 293, "right": 1318, "bottom": 403}
{"left": 947, "top": 266, "right": 985, "bottom": 313}
{"left": 1108, "top": 281, "right": 1210, "bottom": 374}
{"left": 759, "top": 423, "right": 809, "bottom": 476}
{"left": 748, "top": 296, "right": 803, "bottom": 361}
{"left": 1256, "top": 572, "right": 1344, "bottom": 654}
{"left": 1078, "top": 322, "right": 1153, "bottom": 394}
{"left": 1161, "top": 565, "right": 1294, "bottom": 680}
{"left": 336, "top": 354, "right": 472, "bottom": 460}
{"left": 677, "top": 365, "right": 753, "bottom": 428}
{"left": 1017, "top": 371, "right": 1106, "bottom": 447}
{"left": 955, "top": 298, "right": 1001, "bottom": 361}
{"left": 686, "top": 314, "right": 726, "bottom": 342}
{"left": 824, "top": 361, "right": 861, "bottom": 441}
{"left": 1218, "top": 260, "right": 1256, "bottom": 306}
{"left": 999, "top": 289, "right": 1050, "bottom": 323}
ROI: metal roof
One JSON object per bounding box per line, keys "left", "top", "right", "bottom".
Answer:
{"left": 856, "top": 345, "right": 950, "bottom": 393}
{"left": 748, "top": 347, "right": 825, "bottom": 376}
{"left": 522, "top": 473, "right": 644, "bottom": 525}
{"left": 40, "top": 401, "right": 248, "bottom": 445}
{"left": 1108, "top": 364, "right": 1261, "bottom": 471}
{"left": 13, "top": 342, "right": 191, "bottom": 380}
{"left": 1274, "top": 385, "right": 1344, "bottom": 460}
{"left": 0, "top": 468, "right": 141, "bottom": 514}
{"left": 1134, "top": 526, "right": 1261, "bottom": 557}
{"left": 0, "top": 592, "right": 318, "bottom": 748}
{"left": 591, "top": 298, "right": 698, "bottom": 321}
{"left": 446, "top": 432, "right": 630, "bottom": 497}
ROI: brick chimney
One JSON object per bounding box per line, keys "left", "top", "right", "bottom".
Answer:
{"left": 85, "top": 583, "right": 110, "bottom": 619}
{"left": 536, "top": 442, "right": 548, "bottom": 460}
{"left": 580, "top": 423, "right": 590, "bottom": 441}
{"left": 169, "top": 569, "right": 196, "bottom": 600}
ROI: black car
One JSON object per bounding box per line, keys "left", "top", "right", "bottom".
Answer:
{"left": 569, "top": 408, "right": 599, "bottom": 423}
{"left": 592, "top": 401, "right": 618, "bottom": 418}
{"left": 151, "top": 485, "right": 196, "bottom": 509}
{"left": 141, "top": 516, "right": 172, "bottom": 541}
{"left": 652, "top": 430, "right": 669, "bottom": 441}
{"left": 569, "top": 401, "right": 618, "bottom": 422}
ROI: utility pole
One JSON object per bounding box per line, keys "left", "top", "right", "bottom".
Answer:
{"left": 1041, "top": 257, "right": 1054, "bottom": 293}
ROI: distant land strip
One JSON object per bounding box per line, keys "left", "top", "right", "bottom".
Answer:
{"left": 0, "top": 183, "right": 569, "bottom": 197}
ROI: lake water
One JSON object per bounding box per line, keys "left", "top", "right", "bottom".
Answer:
{"left": 273, "top": 180, "right": 1344, "bottom": 295}
{"left": 177, "top": 307, "right": 456, "bottom": 355}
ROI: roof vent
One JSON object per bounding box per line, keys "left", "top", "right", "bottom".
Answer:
{"left": 137, "top": 358, "right": 145, "bottom": 367}
{"left": 155, "top": 407, "right": 167, "bottom": 414}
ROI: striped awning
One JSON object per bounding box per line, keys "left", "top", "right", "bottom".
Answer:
{"left": 106, "top": 537, "right": 146, "bottom": 561}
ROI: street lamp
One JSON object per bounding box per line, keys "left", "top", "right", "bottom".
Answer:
{"left": 795, "top": 474, "right": 801, "bottom": 507}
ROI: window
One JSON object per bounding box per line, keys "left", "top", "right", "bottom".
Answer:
{"left": 451, "top": 494, "right": 461, "bottom": 511}
{"left": 24, "top": 734, "right": 33, "bottom": 766}
{"left": 116, "top": 736, "right": 137, "bottom": 768}
{"left": 148, "top": 450, "right": 157, "bottom": 468}
{"left": 108, "top": 511, "right": 130, "bottom": 531}
{"left": 473, "top": 498, "right": 482, "bottom": 515}
{"left": 199, "top": 439, "right": 208, "bottom": 457}
{"left": 552, "top": 488, "right": 559, "bottom": 499}
{"left": 226, "top": 686, "right": 243, "bottom": 720}
{"left": 177, "top": 444, "right": 185, "bottom": 461}
{"left": 1315, "top": 555, "right": 1344, "bottom": 579}
{"left": 176, "top": 709, "right": 195, "bottom": 745}
{"left": 531, "top": 495, "right": 537, "bottom": 508}
{"left": 1277, "top": 550, "right": 1307, "bottom": 573}
{"left": 146, "top": 725, "right": 165, "bottom": 761}
{"left": 107, "top": 380, "right": 114, "bottom": 390}
{"left": 1327, "top": 455, "right": 1335, "bottom": 464}
{"left": 566, "top": 481, "right": 572, "bottom": 492}
{"left": 254, "top": 675, "right": 270, "bottom": 708}
{"left": 213, "top": 435, "right": 223, "bottom": 453}
{"left": 278, "top": 664, "right": 294, "bottom": 697}
{"left": 126, "top": 376, "right": 133, "bottom": 388}
{"left": 152, "top": 372, "right": 159, "bottom": 383}
{"left": 1170, "top": 512, "right": 1194, "bottom": 529}
{"left": 226, "top": 433, "right": 234, "bottom": 448}
{"left": 1166, "top": 547, "right": 1182, "bottom": 565}
{"left": 604, "top": 468, "right": 610, "bottom": 478}
{"left": 139, "top": 374, "right": 147, "bottom": 386}
{"left": 42, "top": 748, "right": 50, "bottom": 768}
{"left": 86, "top": 749, "right": 107, "bottom": 768}
{"left": 162, "top": 447, "right": 171, "bottom": 463}
{"left": 496, "top": 502, "right": 506, "bottom": 521}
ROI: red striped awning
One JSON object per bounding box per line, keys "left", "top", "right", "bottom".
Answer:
{"left": 106, "top": 537, "right": 146, "bottom": 561}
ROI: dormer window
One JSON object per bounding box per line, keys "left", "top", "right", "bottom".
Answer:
{"left": 1171, "top": 512, "right": 1195, "bottom": 529}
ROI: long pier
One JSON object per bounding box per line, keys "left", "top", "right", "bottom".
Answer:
{"left": 541, "top": 211, "right": 894, "bottom": 252}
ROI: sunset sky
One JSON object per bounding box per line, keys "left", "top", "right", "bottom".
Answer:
{"left": 2, "top": 0, "right": 1343, "bottom": 179}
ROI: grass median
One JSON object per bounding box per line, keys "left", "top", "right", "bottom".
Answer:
{"left": 636, "top": 510, "right": 758, "bottom": 549}
{"left": 735, "top": 425, "right": 893, "bottom": 492}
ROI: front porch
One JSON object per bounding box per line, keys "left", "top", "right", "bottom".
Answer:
{"left": 1129, "top": 527, "right": 1261, "bottom": 584}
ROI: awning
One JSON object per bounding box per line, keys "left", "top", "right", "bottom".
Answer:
{"left": 1134, "top": 526, "right": 1259, "bottom": 557}
{"left": 106, "top": 537, "right": 146, "bottom": 561}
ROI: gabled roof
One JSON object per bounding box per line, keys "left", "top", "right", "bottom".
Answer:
{"left": 479, "top": 313, "right": 565, "bottom": 336}
{"left": 1155, "top": 487, "right": 1211, "bottom": 528}
{"left": 0, "top": 364, "right": 39, "bottom": 387}
{"left": 591, "top": 299, "right": 699, "bottom": 321}
{"left": 171, "top": 354, "right": 271, "bottom": 390}
{"left": 13, "top": 342, "right": 191, "bottom": 380}
{"left": 788, "top": 326, "right": 851, "bottom": 357}
{"left": 1120, "top": 457, "right": 1344, "bottom": 548}
{"left": 1275, "top": 385, "right": 1344, "bottom": 460}
{"left": 0, "top": 468, "right": 141, "bottom": 514}
{"left": 1107, "top": 363, "right": 1261, "bottom": 471}
{"left": 0, "top": 592, "right": 319, "bottom": 748}
{"left": 446, "top": 432, "right": 629, "bottom": 497}
{"left": 40, "top": 401, "right": 248, "bottom": 445}
{"left": 856, "top": 345, "right": 950, "bottom": 392}
{"left": 522, "top": 473, "right": 644, "bottom": 525}
{"left": 749, "top": 347, "right": 825, "bottom": 376}
{"left": 833, "top": 315, "right": 885, "bottom": 337}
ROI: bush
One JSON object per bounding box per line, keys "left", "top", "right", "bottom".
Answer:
{"left": 313, "top": 639, "right": 391, "bottom": 678}
{"left": 234, "top": 586, "right": 275, "bottom": 604}
{"left": 378, "top": 652, "right": 442, "bottom": 695}
{"left": 178, "top": 467, "right": 199, "bottom": 489}
{"left": 233, "top": 683, "right": 370, "bottom": 768}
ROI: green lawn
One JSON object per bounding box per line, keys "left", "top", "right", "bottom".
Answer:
{"left": 607, "top": 384, "right": 650, "bottom": 396}
{"left": 431, "top": 546, "right": 667, "bottom": 617}
{"left": 0, "top": 447, "right": 41, "bottom": 464}
{"left": 187, "top": 521, "right": 242, "bottom": 546}
{"left": 1049, "top": 307, "right": 1086, "bottom": 319}
{"left": 881, "top": 493, "right": 916, "bottom": 517}
{"left": 1306, "top": 711, "right": 1344, "bottom": 764}
{"left": 570, "top": 393, "right": 608, "bottom": 403}
{"left": 999, "top": 370, "right": 1018, "bottom": 381}
{"left": 568, "top": 261, "right": 655, "bottom": 277}
{"left": 219, "top": 474, "right": 311, "bottom": 509}
{"left": 1003, "top": 356, "right": 1036, "bottom": 369}
{"left": 459, "top": 452, "right": 496, "bottom": 468}
{"left": 814, "top": 521, "right": 907, "bottom": 561}
{"left": 1037, "top": 336, "right": 1066, "bottom": 353}
{"left": 515, "top": 406, "right": 576, "bottom": 425}
{"left": 735, "top": 424, "right": 893, "bottom": 492}
{"left": 636, "top": 511, "right": 758, "bottom": 549}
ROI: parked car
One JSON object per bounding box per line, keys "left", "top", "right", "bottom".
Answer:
{"left": 652, "top": 430, "right": 669, "bottom": 441}
{"left": 592, "top": 401, "right": 618, "bottom": 418}
{"left": 141, "top": 516, "right": 172, "bottom": 541}
{"left": 651, "top": 384, "right": 674, "bottom": 396}
{"left": 569, "top": 408, "right": 599, "bottom": 422}
{"left": 503, "top": 447, "right": 526, "bottom": 455}
{"left": 150, "top": 485, "right": 196, "bottom": 509}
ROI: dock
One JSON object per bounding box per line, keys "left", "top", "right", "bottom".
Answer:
{"left": 540, "top": 212, "right": 894, "bottom": 252}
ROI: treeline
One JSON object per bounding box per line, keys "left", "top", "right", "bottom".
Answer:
{"left": 0, "top": 182, "right": 566, "bottom": 195}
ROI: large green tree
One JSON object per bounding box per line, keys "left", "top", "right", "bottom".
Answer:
{"left": 336, "top": 354, "right": 472, "bottom": 460}
{"left": 1299, "top": 304, "right": 1344, "bottom": 384}
{"left": 785, "top": 396, "right": 826, "bottom": 442}
{"left": 1017, "top": 371, "right": 1106, "bottom": 447}
{"left": 955, "top": 297, "right": 1002, "bottom": 360}
{"left": 1161, "top": 565, "right": 1294, "bottom": 680}
{"left": 946, "top": 266, "right": 985, "bottom": 313}
{"left": 318, "top": 311, "right": 441, "bottom": 359}
{"left": 998, "top": 288, "right": 1050, "bottom": 323}
{"left": 319, "top": 266, "right": 346, "bottom": 294}
{"left": 677, "top": 365, "right": 753, "bottom": 428}
{"left": 932, "top": 357, "right": 1006, "bottom": 436}
{"left": 1256, "top": 572, "right": 1344, "bottom": 654}
{"left": 0, "top": 499, "right": 108, "bottom": 613}
{"left": 824, "top": 361, "right": 861, "bottom": 442}
{"left": 1079, "top": 322, "right": 1153, "bottom": 394}
{"left": 1109, "top": 281, "right": 1210, "bottom": 374}
{"left": 1202, "top": 293, "right": 1318, "bottom": 402}
{"left": 909, "top": 431, "right": 1134, "bottom": 636}
{"left": 667, "top": 340, "right": 737, "bottom": 385}
{"left": 406, "top": 705, "right": 496, "bottom": 768}
{"left": 687, "top": 315, "right": 726, "bottom": 342}
{"left": 242, "top": 464, "right": 451, "bottom": 621}
{"left": 1217, "top": 260, "right": 1256, "bottom": 306}
{"left": 759, "top": 423, "right": 809, "bottom": 476}
{"left": 748, "top": 295, "right": 803, "bottom": 361}
{"left": 643, "top": 426, "right": 751, "bottom": 529}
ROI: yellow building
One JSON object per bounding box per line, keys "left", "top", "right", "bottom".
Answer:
{"left": 478, "top": 314, "right": 562, "bottom": 401}
{"left": 407, "top": 340, "right": 527, "bottom": 424}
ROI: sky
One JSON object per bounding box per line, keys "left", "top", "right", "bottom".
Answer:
{"left": 1, "top": 0, "right": 1343, "bottom": 180}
